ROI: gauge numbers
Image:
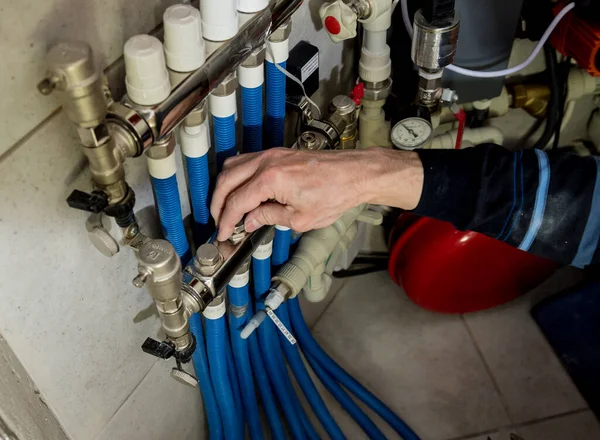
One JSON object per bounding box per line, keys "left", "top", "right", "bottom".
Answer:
{"left": 391, "top": 117, "right": 433, "bottom": 150}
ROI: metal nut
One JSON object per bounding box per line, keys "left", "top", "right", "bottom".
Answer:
{"left": 184, "top": 101, "right": 207, "bottom": 127}
{"left": 363, "top": 79, "right": 392, "bottom": 101}
{"left": 269, "top": 21, "right": 292, "bottom": 42}
{"left": 194, "top": 243, "right": 223, "bottom": 276}
{"left": 229, "top": 221, "right": 247, "bottom": 245}
{"left": 77, "top": 123, "right": 110, "bottom": 147}
{"left": 241, "top": 47, "right": 266, "bottom": 68}
{"left": 212, "top": 73, "right": 238, "bottom": 97}
{"left": 145, "top": 134, "right": 176, "bottom": 160}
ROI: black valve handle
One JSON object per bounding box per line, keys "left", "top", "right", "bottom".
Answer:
{"left": 66, "top": 190, "right": 109, "bottom": 213}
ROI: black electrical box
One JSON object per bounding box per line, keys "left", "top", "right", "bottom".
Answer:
{"left": 286, "top": 41, "right": 319, "bottom": 98}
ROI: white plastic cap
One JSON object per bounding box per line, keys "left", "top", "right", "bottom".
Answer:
{"left": 163, "top": 5, "right": 205, "bottom": 72}
{"left": 238, "top": 0, "right": 268, "bottom": 14}
{"left": 124, "top": 35, "right": 171, "bottom": 106}
{"left": 200, "top": 0, "right": 238, "bottom": 42}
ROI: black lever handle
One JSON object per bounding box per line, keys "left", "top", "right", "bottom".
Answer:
{"left": 141, "top": 338, "right": 176, "bottom": 360}
{"left": 67, "top": 190, "right": 109, "bottom": 213}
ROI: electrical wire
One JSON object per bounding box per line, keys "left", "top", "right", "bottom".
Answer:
{"left": 266, "top": 44, "right": 322, "bottom": 119}
{"left": 400, "top": 0, "right": 576, "bottom": 78}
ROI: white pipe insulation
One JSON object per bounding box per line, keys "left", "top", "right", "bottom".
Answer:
{"left": 429, "top": 126, "right": 505, "bottom": 149}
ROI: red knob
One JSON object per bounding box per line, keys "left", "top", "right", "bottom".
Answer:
{"left": 324, "top": 16, "right": 341, "bottom": 35}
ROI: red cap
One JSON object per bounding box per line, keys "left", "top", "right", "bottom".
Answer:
{"left": 324, "top": 16, "right": 341, "bottom": 35}
{"left": 350, "top": 82, "right": 365, "bottom": 105}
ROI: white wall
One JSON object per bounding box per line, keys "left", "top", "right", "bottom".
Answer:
{"left": 0, "top": 1, "right": 349, "bottom": 439}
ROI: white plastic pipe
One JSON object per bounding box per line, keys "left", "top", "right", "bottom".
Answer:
{"left": 363, "top": 30, "right": 387, "bottom": 55}
{"left": 430, "top": 126, "right": 504, "bottom": 149}
{"left": 201, "top": 0, "right": 238, "bottom": 42}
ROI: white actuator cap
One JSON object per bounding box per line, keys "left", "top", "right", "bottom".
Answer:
{"left": 163, "top": 5, "right": 205, "bottom": 72}
{"left": 124, "top": 35, "right": 171, "bottom": 106}
{"left": 200, "top": 0, "right": 238, "bottom": 42}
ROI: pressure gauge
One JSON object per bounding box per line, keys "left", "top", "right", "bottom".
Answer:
{"left": 391, "top": 117, "right": 433, "bottom": 150}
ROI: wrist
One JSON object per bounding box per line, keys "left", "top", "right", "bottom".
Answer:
{"left": 358, "top": 148, "right": 424, "bottom": 210}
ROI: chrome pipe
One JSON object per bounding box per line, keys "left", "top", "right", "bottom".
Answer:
{"left": 110, "top": 0, "right": 303, "bottom": 150}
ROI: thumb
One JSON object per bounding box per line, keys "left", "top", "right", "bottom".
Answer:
{"left": 245, "top": 202, "right": 294, "bottom": 232}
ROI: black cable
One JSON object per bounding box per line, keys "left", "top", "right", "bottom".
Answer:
{"left": 531, "top": 44, "right": 561, "bottom": 150}
{"left": 552, "top": 57, "right": 572, "bottom": 150}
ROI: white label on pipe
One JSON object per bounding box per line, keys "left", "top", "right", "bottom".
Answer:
{"left": 203, "top": 300, "right": 226, "bottom": 319}
{"left": 229, "top": 270, "right": 250, "bottom": 288}
{"left": 266, "top": 308, "right": 296, "bottom": 345}
{"left": 301, "top": 53, "right": 319, "bottom": 83}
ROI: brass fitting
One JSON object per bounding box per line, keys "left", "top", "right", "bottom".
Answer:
{"left": 363, "top": 79, "right": 392, "bottom": 101}
{"left": 41, "top": 41, "right": 107, "bottom": 128}
{"left": 212, "top": 73, "right": 238, "bottom": 97}
{"left": 509, "top": 84, "right": 551, "bottom": 119}
{"left": 146, "top": 134, "right": 176, "bottom": 160}
{"left": 241, "top": 47, "right": 266, "bottom": 68}
{"left": 184, "top": 101, "right": 208, "bottom": 128}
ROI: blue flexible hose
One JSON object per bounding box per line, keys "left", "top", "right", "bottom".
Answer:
{"left": 229, "top": 281, "right": 264, "bottom": 440}
{"left": 152, "top": 175, "right": 191, "bottom": 264}
{"left": 184, "top": 153, "right": 213, "bottom": 244}
{"left": 287, "top": 298, "right": 421, "bottom": 440}
{"left": 241, "top": 85, "right": 263, "bottom": 153}
{"left": 303, "top": 348, "right": 386, "bottom": 439}
{"left": 205, "top": 312, "right": 243, "bottom": 440}
{"left": 277, "top": 304, "right": 345, "bottom": 439}
{"left": 273, "top": 227, "right": 292, "bottom": 267}
{"left": 213, "top": 114, "right": 237, "bottom": 173}
{"left": 265, "top": 61, "right": 286, "bottom": 149}
{"left": 189, "top": 313, "right": 224, "bottom": 440}
{"left": 253, "top": 252, "right": 313, "bottom": 440}
{"left": 225, "top": 329, "right": 244, "bottom": 435}
{"left": 248, "top": 328, "right": 287, "bottom": 439}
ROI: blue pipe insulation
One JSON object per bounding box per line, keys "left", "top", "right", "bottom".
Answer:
{"left": 252, "top": 251, "right": 315, "bottom": 440}
{"left": 265, "top": 61, "right": 286, "bottom": 149}
{"left": 189, "top": 313, "right": 224, "bottom": 440}
{"left": 229, "top": 280, "right": 264, "bottom": 440}
{"left": 205, "top": 309, "right": 243, "bottom": 440}
{"left": 248, "top": 329, "right": 287, "bottom": 439}
{"left": 225, "top": 331, "right": 244, "bottom": 435}
{"left": 303, "top": 350, "right": 386, "bottom": 440}
{"left": 276, "top": 303, "right": 345, "bottom": 440}
{"left": 241, "top": 85, "right": 263, "bottom": 153}
{"left": 183, "top": 153, "right": 213, "bottom": 244}
{"left": 287, "top": 298, "right": 421, "bottom": 440}
{"left": 213, "top": 114, "right": 237, "bottom": 173}
{"left": 273, "top": 227, "right": 292, "bottom": 267}
{"left": 151, "top": 175, "right": 191, "bottom": 264}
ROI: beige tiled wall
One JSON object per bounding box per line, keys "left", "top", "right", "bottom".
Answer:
{"left": 0, "top": 1, "right": 348, "bottom": 439}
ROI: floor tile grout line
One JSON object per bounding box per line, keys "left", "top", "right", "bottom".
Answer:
{"left": 460, "top": 314, "right": 516, "bottom": 427}
{"left": 440, "top": 408, "right": 592, "bottom": 440}
{"left": 0, "top": 108, "right": 61, "bottom": 165}
{"left": 92, "top": 359, "right": 159, "bottom": 440}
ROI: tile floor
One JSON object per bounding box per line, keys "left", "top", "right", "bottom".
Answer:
{"left": 306, "top": 267, "right": 600, "bottom": 440}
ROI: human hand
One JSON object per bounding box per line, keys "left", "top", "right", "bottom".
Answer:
{"left": 210, "top": 147, "right": 423, "bottom": 241}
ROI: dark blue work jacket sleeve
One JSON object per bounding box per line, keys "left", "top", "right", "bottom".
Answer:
{"left": 413, "top": 144, "right": 600, "bottom": 268}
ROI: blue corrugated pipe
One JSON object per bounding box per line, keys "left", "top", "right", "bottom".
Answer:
{"left": 241, "top": 85, "right": 263, "bottom": 153}
{"left": 152, "top": 175, "right": 191, "bottom": 264}
{"left": 287, "top": 298, "right": 421, "bottom": 440}
{"left": 184, "top": 153, "right": 212, "bottom": 242}
{"left": 277, "top": 303, "right": 345, "bottom": 439}
{"left": 253, "top": 251, "right": 315, "bottom": 440}
{"left": 228, "top": 275, "right": 264, "bottom": 440}
{"left": 205, "top": 305, "right": 243, "bottom": 440}
{"left": 189, "top": 313, "right": 224, "bottom": 440}
{"left": 213, "top": 114, "right": 237, "bottom": 173}
{"left": 265, "top": 60, "right": 286, "bottom": 149}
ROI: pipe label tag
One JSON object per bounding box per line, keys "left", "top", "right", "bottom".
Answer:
{"left": 266, "top": 308, "right": 296, "bottom": 345}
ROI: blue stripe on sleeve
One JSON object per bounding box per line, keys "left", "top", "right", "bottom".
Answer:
{"left": 572, "top": 157, "right": 600, "bottom": 268}
{"left": 519, "top": 150, "right": 550, "bottom": 251}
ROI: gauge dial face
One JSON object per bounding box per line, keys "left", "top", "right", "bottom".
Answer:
{"left": 391, "top": 117, "right": 433, "bottom": 150}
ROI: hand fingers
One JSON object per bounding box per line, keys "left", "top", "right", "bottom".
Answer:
{"left": 217, "top": 175, "right": 275, "bottom": 241}
{"left": 211, "top": 154, "right": 264, "bottom": 225}
{"left": 244, "top": 202, "right": 295, "bottom": 232}
{"left": 222, "top": 152, "right": 258, "bottom": 170}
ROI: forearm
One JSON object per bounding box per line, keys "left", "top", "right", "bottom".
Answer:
{"left": 409, "top": 144, "right": 600, "bottom": 268}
